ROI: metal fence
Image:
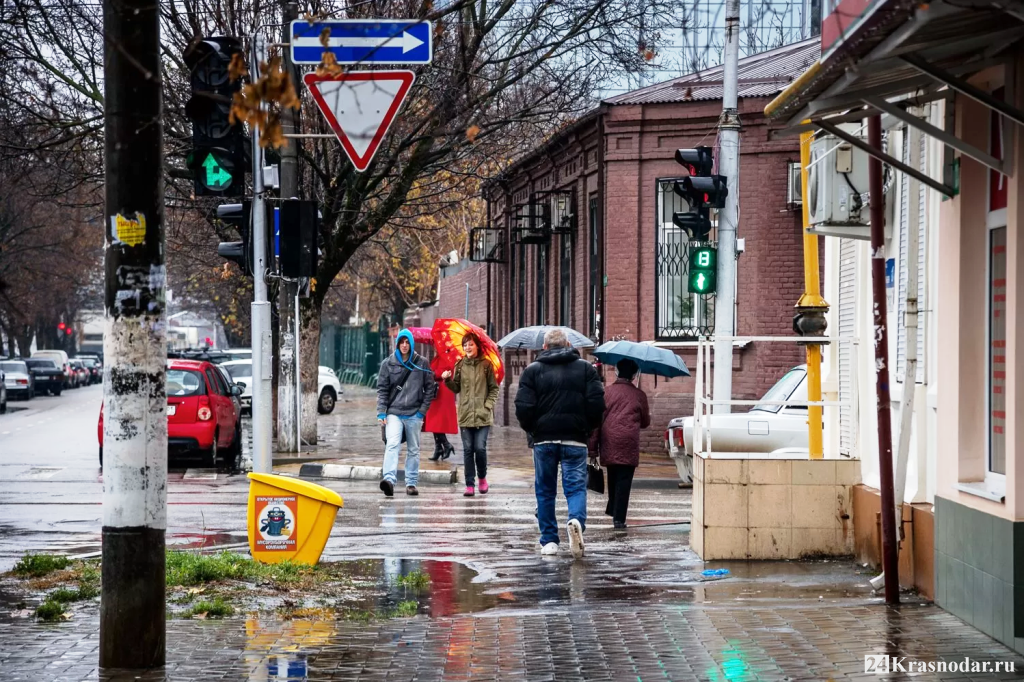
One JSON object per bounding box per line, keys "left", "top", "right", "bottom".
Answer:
{"left": 319, "top": 320, "right": 388, "bottom": 387}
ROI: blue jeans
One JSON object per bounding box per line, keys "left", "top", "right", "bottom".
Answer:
{"left": 461, "top": 426, "right": 490, "bottom": 487}
{"left": 383, "top": 415, "right": 422, "bottom": 486}
{"left": 533, "top": 443, "right": 588, "bottom": 546}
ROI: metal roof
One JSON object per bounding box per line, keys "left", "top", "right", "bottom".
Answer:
{"left": 604, "top": 38, "right": 820, "bottom": 106}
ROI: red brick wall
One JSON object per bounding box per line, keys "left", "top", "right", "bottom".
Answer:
{"left": 480, "top": 98, "right": 812, "bottom": 454}
{"left": 436, "top": 262, "right": 489, "bottom": 328}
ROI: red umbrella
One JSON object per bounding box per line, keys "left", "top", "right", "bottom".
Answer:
{"left": 431, "top": 318, "right": 504, "bottom": 384}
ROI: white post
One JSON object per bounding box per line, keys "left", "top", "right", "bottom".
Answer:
{"left": 712, "top": 0, "right": 741, "bottom": 414}
{"left": 251, "top": 34, "right": 273, "bottom": 473}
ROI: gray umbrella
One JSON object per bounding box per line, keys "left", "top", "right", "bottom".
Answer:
{"left": 497, "top": 326, "right": 595, "bottom": 350}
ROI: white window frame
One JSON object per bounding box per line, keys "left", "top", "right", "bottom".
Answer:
{"left": 985, "top": 208, "right": 1007, "bottom": 498}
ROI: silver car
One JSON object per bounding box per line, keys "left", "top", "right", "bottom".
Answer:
{"left": 666, "top": 365, "right": 810, "bottom": 483}
{"left": 0, "top": 360, "right": 33, "bottom": 400}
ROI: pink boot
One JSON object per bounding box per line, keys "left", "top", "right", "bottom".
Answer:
{"left": 464, "top": 486, "right": 475, "bottom": 497}
{"left": 478, "top": 478, "right": 489, "bottom": 494}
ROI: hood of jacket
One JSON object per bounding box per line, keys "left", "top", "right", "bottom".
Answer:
{"left": 395, "top": 329, "right": 419, "bottom": 369}
{"left": 536, "top": 346, "right": 581, "bottom": 365}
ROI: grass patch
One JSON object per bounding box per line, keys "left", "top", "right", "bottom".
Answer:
{"left": 12, "top": 554, "right": 70, "bottom": 578}
{"left": 48, "top": 588, "right": 80, "bottom": 603}
{"left": 396, "top": 570, "right": 430, "bottom": 589}
{"left": 35, "top": 599, "right": 68, "bottom": 622}
{"left": 165, "top": 551, "right": 314, "bottom": 587}
{"left": 181, "top": 598, "right": 235, "bottom": 619}
{"left": 391, "top": 600, "right": 419, "bottom": 618}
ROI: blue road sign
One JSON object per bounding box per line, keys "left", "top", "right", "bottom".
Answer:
{"left": 274, "top": 207, "right": 280, "bottom": 258}
{"left": 291, "top": 20, "right": 433, "bottom": 65}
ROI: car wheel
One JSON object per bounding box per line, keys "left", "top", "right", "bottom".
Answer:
{"left": 53, "top": 387, "right": 62, "bottom": 397}
{"left": 99, "top": 446, "right": 103, "bottom": 467}
{"left": 226, "top": 424, "right": 242, "bottom": 467}
{"left": 207, "top": 432, "right": 218, "bottom": 468}
{"left": 0, "top": 395, "right": 6, "bottom": 414}
{"left": 318, "top": 387, "right": 337, "bottom": 414}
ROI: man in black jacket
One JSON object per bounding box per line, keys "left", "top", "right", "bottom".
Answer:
{"left": 515, "top": 328, "right": 605, "bottom": 559}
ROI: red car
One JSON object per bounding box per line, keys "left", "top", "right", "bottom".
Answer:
{"left": 98, "top": 359, "right": 242, "bottom": 467}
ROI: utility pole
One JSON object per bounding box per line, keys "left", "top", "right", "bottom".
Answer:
{"left": 713, "top": 0, "right": 740, "bottom": 414}
{"left": 869, "top": 114, "right": 900, "bottom": 605}
{"left": 100, "top": 0, "right": 166, "bottom": 667}
{"left": 251, "top": 34, "right": 274, "bottom": 473}
{"left": 277, "top": 0, "right": 300, "bottom": 452}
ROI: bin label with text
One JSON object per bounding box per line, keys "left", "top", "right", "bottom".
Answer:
{"left": 255, "top": 496, "right": 298, "bottom": 551}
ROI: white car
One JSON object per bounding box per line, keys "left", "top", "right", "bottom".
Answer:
{"left": 223, "top": 348, "right": 252, "bottom": 363}
{"left": 1, "top": 360, "right": 34, "bottom": 400}
{"left": 219, "top": 360, "right": 342, "bottom": 415}
{"left": 666, "top": 365, "right": 810, "bottom": 483}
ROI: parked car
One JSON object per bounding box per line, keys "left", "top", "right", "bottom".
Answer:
{"left": 318, "top": 366, "right": 342, "bottom": 414}
{"left": 1, "top": 360, "right": 34, "bottom": 400}
{"left": 223, "top": 348, "right": 252, "bottom": 363}
{"left": 69, "top": 359, "right": 89, "bottom": 387}
{"left": 220, "top": 359, "right": 252, "bottom": 415}
{"left": 666, "top": 365, "right": 810, "bottom": 483}
{"left": 24, "top": 358, "right": 64, "bottom": 395}
{"left": 214, "top": 364, "right": 243, "bottom": 416}
{"left": 80, "top": 357, "right": 102, "bottom": 384}
{"left": 98, "top": 359, "right": 243, "bottom": 467}
{"left": 32, "top": 350, "right": 72, "bottom": 389}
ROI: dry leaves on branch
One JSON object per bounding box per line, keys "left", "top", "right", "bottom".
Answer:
{"left": 230, "top": 56, "right": 300, "bottom": 149}
{"left": 465, "top": 125, "right": 481, "bottom": 143}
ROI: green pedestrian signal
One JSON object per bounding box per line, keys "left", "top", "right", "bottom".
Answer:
{"left": 202, "top": 153, "right": 233, "bottom": 190}
{"left": 688, "top": 245, "right": 717, "bottom": 294}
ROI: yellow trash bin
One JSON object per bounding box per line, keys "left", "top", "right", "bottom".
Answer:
{"left": 247, "top": 472, "right": 344, "bottom": 565}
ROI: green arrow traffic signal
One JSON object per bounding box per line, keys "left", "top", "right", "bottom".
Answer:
{"left": 688, "top": 245, "right": 717, "bottom": 294}
{"left": 202, "top": 152, "right": 233, "bottom": 191}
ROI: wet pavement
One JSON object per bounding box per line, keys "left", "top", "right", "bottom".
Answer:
{"left": 4, "top": 385, "right": 1024, "bottom": 679}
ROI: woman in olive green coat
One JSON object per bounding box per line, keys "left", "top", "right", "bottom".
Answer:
{"left": 442, "top": 334, "right": 499, "bottom": 497}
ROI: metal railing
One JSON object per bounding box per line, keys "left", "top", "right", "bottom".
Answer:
{"left": 692, "top": 335, "right": 859, "bottom": 459}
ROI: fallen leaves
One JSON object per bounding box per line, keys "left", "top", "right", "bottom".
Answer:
{"left": 230, "top": 56, "right": 300, "bottom": 149}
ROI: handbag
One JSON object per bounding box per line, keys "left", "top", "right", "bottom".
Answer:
{"left": 381, "top": 365, "right": 413, "bottom": 443}
{"left": 587, "top": 459, "right": 605, "bottom": 495}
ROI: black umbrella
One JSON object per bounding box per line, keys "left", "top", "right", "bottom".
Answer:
{"left": 497, "top": 325, "right": 595, "bottom": 351}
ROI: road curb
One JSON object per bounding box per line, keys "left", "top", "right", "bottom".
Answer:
{"left": 299, "top": 462, "right": 459, "bottom": 484}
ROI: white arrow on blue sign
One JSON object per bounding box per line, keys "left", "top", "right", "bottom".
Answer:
{"left": 291, "top": 20, "right": 433, "bottom": 65}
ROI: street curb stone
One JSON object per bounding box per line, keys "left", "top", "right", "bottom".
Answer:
{"left": 299, "top": 463, "right": 459, "bottom": 484}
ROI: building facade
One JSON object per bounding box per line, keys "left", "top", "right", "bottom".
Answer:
{"left": 438, "top": 40, "right": 821, "bottom": 451}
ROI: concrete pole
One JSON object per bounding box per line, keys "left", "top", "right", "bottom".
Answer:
{"left": 277, "top": 0, "right": 300, "bottom": 453}
{"left": 712, "top": 0, "right": 740, "bottom": 414}
{"left": 100, "top": 0, "right": 166, "bottom": 666}
{"left": 251, "top": 34, "right": 274, "bottom": 474}
{"left": 869, "top": 114, "right": 900, "bottom": 604}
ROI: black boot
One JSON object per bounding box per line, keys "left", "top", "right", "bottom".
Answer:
{"left": 428, "top": 439, "right": 444, "bottom": 462}
{"left": 441, "top": 442, "right": 455, "bottom": 460}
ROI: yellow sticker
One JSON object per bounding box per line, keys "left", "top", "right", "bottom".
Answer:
{"left": 114, "top": 212, "right": 147, "bottom": 247}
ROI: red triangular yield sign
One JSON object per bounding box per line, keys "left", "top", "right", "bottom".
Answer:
{"left": 304, "top": 71, "right": 415, "bottom": 172}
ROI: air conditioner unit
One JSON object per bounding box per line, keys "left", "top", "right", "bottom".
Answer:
{"left": 787, "top": 161, "right": 802, "bottom": 209}
{"left": 807, "top": 133, "right": 871, "bottom": 240}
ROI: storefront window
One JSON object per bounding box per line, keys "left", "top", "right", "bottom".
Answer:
{"left": 989, "top": 225, "right": 1007, "bottom": 476}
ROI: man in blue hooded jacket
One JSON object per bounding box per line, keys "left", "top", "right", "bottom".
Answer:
{"left": 376, "top": 329, "right": 436, "bottom": 496}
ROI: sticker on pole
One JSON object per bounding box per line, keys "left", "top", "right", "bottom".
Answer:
{"left": 254, "top": 495, "right": 297, "bottom": 551}
{"left": 304, "top": 71, "right": 415, "bottom": 173}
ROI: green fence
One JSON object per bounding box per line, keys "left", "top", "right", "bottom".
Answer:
{"left": 319, "top": 320, "right": 388, "bottom": 387}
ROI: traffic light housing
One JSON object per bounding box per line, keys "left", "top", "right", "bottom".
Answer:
{"left": 184, "top": 37, "right": 248, "bottom": 197}
{"left": 279, "top": 200, "right": 319, "bottom": 278}
{"left": 688, "top": 245, "right": 717, "bottom": 294}
{"left": 672, "top": 147, "right": 727, "bottom": 241}
{"left": 675, "top": 146, "right": 713, "bottom": 176}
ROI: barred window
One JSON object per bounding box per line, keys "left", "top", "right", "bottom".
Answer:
{"left": 655, "top": 179, "right": 715, "bottom": 339}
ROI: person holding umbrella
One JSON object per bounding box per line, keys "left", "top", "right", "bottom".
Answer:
{"left": 442, "top": 333, "right": 499, "bottom": 497}
{"left": 426, "top": 353, "right": 457, "bottom": 462}
{"left": 589, "top": 359, "right": 651, "bottom": 529}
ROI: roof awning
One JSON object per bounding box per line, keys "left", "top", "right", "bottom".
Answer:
{"left": 765, "top": 0, "right": 1024, "bottom": 197}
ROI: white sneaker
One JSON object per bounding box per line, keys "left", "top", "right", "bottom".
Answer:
{"left": 540, "top": 542, "right": 559, "bottom": 555}
{"left": 567, "top": 519, "right": 585, "bottom": 559}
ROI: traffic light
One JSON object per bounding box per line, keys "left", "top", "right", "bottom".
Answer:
{"left": 216, "top": 201, "right": 251, "bottom": 274}
{"left": 184, "top": 37, "right": 248, "bottom": 197}
{"left": 688, "top": 245, "right": 717, "bottom": 294}
{"left": 672, "top": 147, "right": 728, "bottom": 241}
{"left": 279, "top": 200, "right": 319, "bottom": 278}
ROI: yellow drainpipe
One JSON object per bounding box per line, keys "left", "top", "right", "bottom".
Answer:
{"left": 798, "top": 129, "right": 828, "bottom": 459}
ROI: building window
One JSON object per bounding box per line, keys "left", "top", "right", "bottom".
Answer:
{"left": 517, "top": 243, "right": 526, "bottom": 328}
{"left": 536, "top": 244, "right": 547, "bottom": 324}
{"left": 589, "top": 193, "right": 600, "bottom": 338}
{"left": 989, "top": 225, "right": 1007, "bottom": 476}
{"left": 655, "top": 178, "right": 714, "bottom": 338}
{"left": 559, "top": 234, "right": 572, "bottom": 326}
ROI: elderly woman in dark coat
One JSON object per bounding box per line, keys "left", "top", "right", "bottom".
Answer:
{"left": 591, "top": 359, "right": 650, "bottom": 528}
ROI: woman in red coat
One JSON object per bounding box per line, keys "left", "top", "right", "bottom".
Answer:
{"left": 592, "top": 359, "right": 650, "bottom": 529}
{"left": 426, "top": 355, "right": 458, "bottom": 460}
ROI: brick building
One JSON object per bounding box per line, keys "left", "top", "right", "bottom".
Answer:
{"left": 438, "top": 39, "right": 820, "bottom": 451}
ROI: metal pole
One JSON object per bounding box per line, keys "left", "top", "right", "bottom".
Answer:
{"left": 712, "top": 0, "right": 740, "bottom": 414}
{"left": 869, "top": 114, "right": 900, "bottom": 604}
{"left": 277, "top": 0, "right": 300, "bottom": 453}
{"left": 251, "top": 34, "right": 274, "bottom": 474}
{"left": 100, "top": 0, "right": 166, "bottom": 666}
{"left": 295, "top": 290, "right": 301, "bottom": 453}
{"left": 799, "top": 130, "right": 829, "bottom": 459}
